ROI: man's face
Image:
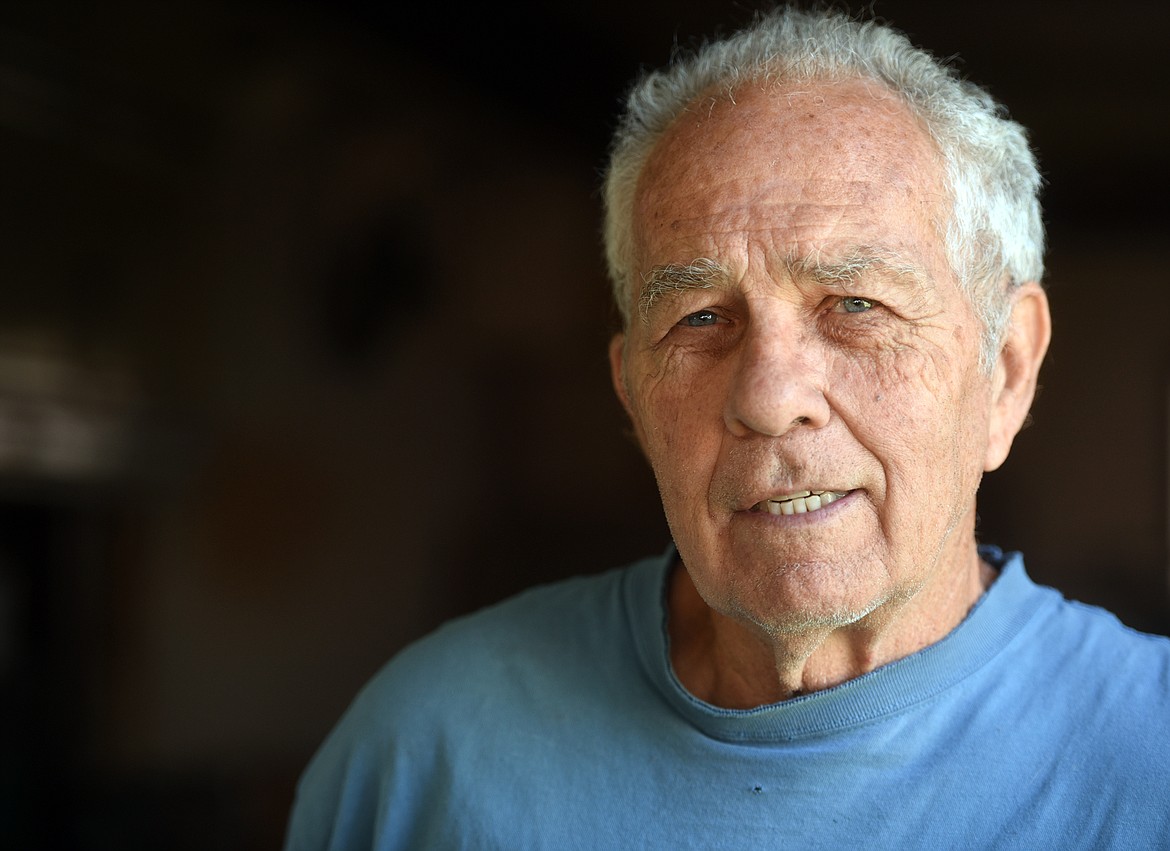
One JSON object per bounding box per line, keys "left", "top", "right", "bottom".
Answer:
{"left": 612, "top": 80, "right": 1007, "bottom": 635}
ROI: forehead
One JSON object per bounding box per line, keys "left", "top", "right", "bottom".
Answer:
{"left": 632, "top": 78, "right": 950, "bottom": 272}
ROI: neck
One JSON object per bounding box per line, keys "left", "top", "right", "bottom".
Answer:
{"left": 667, "top": 545, "right": 996, "bottom": 709}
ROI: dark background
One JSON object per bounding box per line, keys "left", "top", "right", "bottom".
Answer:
{"left": 1, "top": 1, "right": 1167, "bottom": 847}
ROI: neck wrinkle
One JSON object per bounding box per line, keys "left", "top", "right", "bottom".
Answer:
{"left": 667, "top": 547, "right": 993, "bottom": 709}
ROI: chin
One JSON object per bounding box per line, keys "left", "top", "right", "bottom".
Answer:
{"left": 699, "top": 556, "right": 897, "bottom": 635}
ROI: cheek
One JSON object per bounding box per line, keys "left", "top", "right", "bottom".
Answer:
{"left": 628, "top": 360, "right": 728, "bottom": 517}
{"left": 630, "top": 351, "right": 723, "bottom": 452}
{"left": 630, "top": 375, "right": 676, "bottom": 456}
{"left": 835, "top": 339, "right": 988, "bottom": 478}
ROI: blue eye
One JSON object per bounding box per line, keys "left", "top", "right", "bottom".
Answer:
{"left": 840, "top": 297, "right": 875, "bottom": 314}
{"left": 681, "top": 310, "right": 719, "bottom": 327}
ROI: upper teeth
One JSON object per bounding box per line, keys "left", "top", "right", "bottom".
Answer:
{"left": 754, "top": 490, "right": 846, "bottom": 516}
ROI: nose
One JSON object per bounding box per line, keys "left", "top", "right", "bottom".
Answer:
{"left": 723, "top": 317, "right": 831, "bottom": 438}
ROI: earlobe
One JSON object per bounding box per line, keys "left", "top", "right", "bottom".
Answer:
{"left": 984, "top": 282, "right": 1052, "bottom": 472}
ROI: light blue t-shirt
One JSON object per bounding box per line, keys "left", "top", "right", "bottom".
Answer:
{"left": 285, "top": 548, "right": 1170, "bottom": 849}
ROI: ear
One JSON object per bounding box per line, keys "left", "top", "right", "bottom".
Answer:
{"left": 984, "top": 282, "right": 1051, "bottom": 472}
{"left": 609, "top": 332, "right": 634, "bottom": 417}
{"left": 609, "top": 331, "right": 650, "bottom": 453}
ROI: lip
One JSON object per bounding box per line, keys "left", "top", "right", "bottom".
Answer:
{"left": 738, "top": 488, "right": 858, "bottom": 522}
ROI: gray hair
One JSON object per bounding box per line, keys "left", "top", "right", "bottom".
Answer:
{"left": 603, "top": 6, "right": 1044, "bottom": 369}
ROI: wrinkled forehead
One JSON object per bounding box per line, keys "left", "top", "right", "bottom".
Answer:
{"left": 631, "top": 78, "right": 950, "bottom": 271}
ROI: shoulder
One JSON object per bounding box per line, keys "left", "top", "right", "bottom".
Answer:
{"left": 284, "top": 556, "right": 667, "bottom": 849}
{"left": 986, "top": 550, "right": 1170, "bottom": 683}
{"left": 977, "top": 551, "right": 1170, "bottom": 741}
{"left": 996, "top": 558, "right": 1170, "bottom": 765}
{"left": 1041, "top": 596, "right": 1170, "bottom": 727}
{"left": 389, "top": 563, "right": 639, "bottom": 691}
{"left": 337, "top": 563, "right": 638, "bottom": 740}
{"left": 1031, "top": 599, "right": 1170, "bottom": 835}
{"left": 1027, "top": 582, "right": 1170, "bottom": 687}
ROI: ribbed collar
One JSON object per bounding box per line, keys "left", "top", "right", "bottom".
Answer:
{"left": 625, "top": 544, "right": 1057, "bottom": 743}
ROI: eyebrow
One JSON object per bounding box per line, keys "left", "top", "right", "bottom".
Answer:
{"left": 636, "top": 248, "right": 931, "bottom": 324}
{"left": 638, "top": 257, "right": 729, "bottom": 324}
{"left": 785, "top": 248, "right": 929, "bottom": 290}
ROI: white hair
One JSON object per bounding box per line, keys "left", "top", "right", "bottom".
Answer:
{"left": 603, "top": 6, "right": 1044, "bottom": 369}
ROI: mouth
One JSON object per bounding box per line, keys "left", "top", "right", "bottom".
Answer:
{"left": 749, "top": 490, "right": 849, "bottom": 516}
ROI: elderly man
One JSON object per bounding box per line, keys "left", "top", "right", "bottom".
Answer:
{"left": 286, "top": 8, "right": 1170, "bottom": 848}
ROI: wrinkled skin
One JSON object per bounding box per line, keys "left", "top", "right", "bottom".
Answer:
{"left": 610, "top": 79, "right": 1050, "bottom": 706}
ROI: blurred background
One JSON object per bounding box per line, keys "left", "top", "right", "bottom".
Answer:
{"left": 1, "top": 0, "right": 1167, "bottom": 847}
